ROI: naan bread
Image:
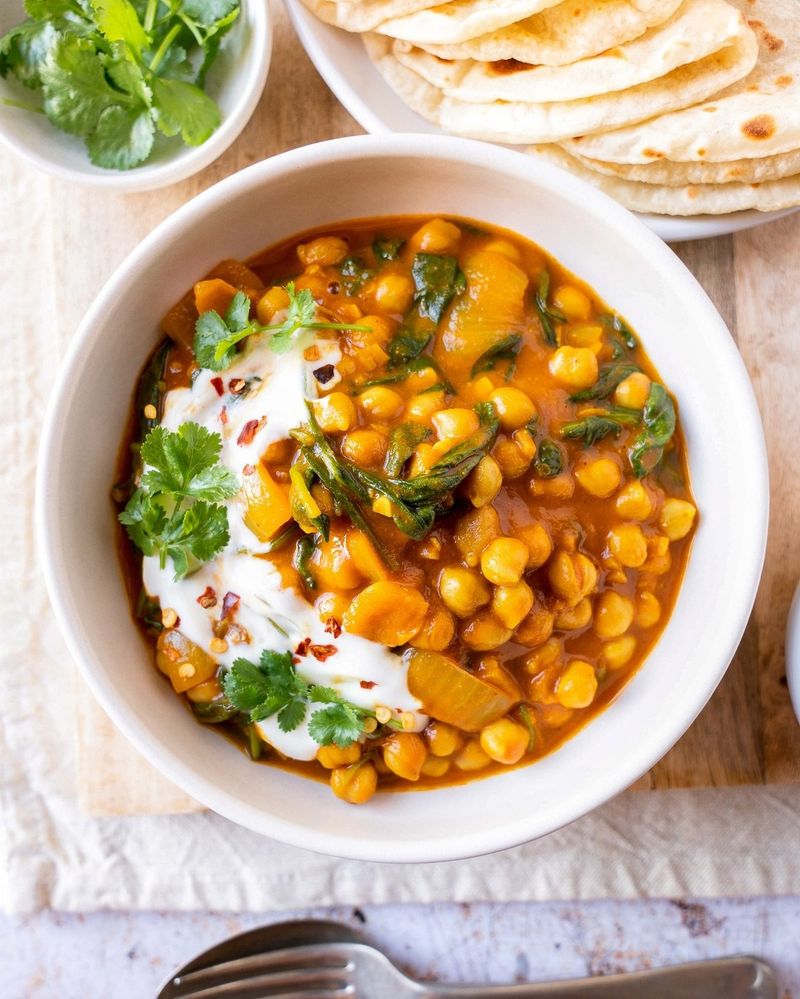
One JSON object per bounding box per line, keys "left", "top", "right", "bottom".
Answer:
{"left": 530, "top": 144, "right": 800, "bottom": 213}
{"left": 419, "top": 0, "right": 682, "bottom": 68}
{"left": 364, "top": 23, "right": 757, "bottom": 143}
{"left": 299, "top": 0, "right": 447, "bottom": 33}
{"left": 562, "top": 144, "right": 800, "bottom": 184}
{"left": 374, "top": 0, "right": 564, "bottom": 46}
{"left": 392, "top": 0, "right": 747, "bottom": 104}
{"left": 562, "top": 0, "right": 800, "bottom": 163}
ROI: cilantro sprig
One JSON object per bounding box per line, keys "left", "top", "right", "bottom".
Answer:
{"left": 193, "top": 283, "right": 372, "bottom": 372}
{"left": 222, "top": 649, "right": 381, "bottom": 748}
{"left": 0, "top": 0, "right": 238, "bottom": 170}
{"left": 118, "top": 422, "right": 238, "bottom": 579}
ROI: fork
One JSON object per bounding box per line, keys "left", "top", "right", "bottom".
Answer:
{"left": 158, "top": 919, "right": 778, "bottom": 999}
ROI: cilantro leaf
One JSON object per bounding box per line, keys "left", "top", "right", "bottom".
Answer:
{"left": 86, "top": 103, "right": 154, "bottom": 168}
{"left": 411, "top": 253, "right": 466, "bottom": 325}
{"left": 140, "top": 423, "right": 238, "bottom": 500}
{"left": 90, "top": 0, "right": 149, "bottom": 56}
{"left": 183, "top": 0, "right": 239, "bottom": 27}
{"left": 0, "top": 18, "right": 61, "bottom": 89}
{"left": 24, "top": 1, "right": 79, "bottom": 18}
{"left": 39, "top": 35, "right": 121, "bottom": 134}
{"left": 277, "top": 697, "right": 307, "bottom": 733}
{"left": 307, "top": 703, "right": 364, "bottom": 749}
{"left": 152, "top": 76, "right": 220, "bottom": 145}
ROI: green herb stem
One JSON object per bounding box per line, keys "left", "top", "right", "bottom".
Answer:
{"left": 149, "top": 21, "right": 181, "bottom": 73}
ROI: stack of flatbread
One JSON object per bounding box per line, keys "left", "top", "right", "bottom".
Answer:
{"left": 300, "top": 0, "right": 800, "bottom": 216}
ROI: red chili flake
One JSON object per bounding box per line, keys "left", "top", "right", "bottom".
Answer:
{"left": 292, "top": 656, "right": 301, "bottom": 665}
{"left": 229, "top": 378, "right": 246, "bottom": 395}
{"left": 309, "top": 643, "right": 337, "bottom": 662}
{"left": 197, "top": 586, "right": 217, "bottom": 609}
{"left": 360, "top": 680, "right": 377, "bottom": 690}
{"left": 219, "top": 406, "right": 228, "bottom": 425}
{"left": 237, "top": 416, "right": 266, "bottom": 446}
{"left": 242, "top": 464, "right": 255, "bottom": 476}
{"left": 295, "top": 637, "right": 311, "bottom": 657}
{"left": 324, "top": 616, "right": 342, "bottom": 638}
{"left": 210, "top": 376, "right": 224, "bottom": 396}
{"left": 221, "top": 591, "right": 240, "bottom": 620}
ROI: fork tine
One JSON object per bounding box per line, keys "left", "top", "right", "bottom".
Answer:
{"left": 174, "top": 988, "right": 351, "bottom": 999}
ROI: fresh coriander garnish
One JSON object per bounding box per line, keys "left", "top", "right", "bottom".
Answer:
{"left": 533, "top": 271, "right": 566, "bottom": 348}
{"left": 0, "top": 0, "right": 239, "bottom": 170}
{"left": 193, "top": 284, "right": 371, "bottom": 371}
{"left": 222, "top": 650, "right": 381, "bottom": 748}
{"left": 118, "top": 422, "right": 238, "bottom": 579}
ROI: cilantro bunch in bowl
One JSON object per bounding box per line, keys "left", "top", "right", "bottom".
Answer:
{"left": 0, "top": 0, "right": 256, "bottom": 173}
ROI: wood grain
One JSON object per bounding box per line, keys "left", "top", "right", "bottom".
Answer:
{"left": 49, "top": 0, "right": 800, "bottom": 813}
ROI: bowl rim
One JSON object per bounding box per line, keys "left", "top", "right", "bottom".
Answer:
{"left": 36, "top": 133, "right": 769, "bottom": 861}
{"left": 0, "top": 0, "right": 272, "bottom": 192}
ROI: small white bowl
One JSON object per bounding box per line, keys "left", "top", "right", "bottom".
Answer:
{"left": 0, "top": 0, "right": 271, "bottom": 192}
{"left": 37, "top": 134, "right": 768, "bottom": 862}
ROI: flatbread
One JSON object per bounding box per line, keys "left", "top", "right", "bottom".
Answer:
{"left": 298, "top": 0, "right": 448, "bottom": 33}
{"left": 374, "top": 0, "right": 564, "bottom": 46}
{"left": 562, "top": 144, "right": 800, "bottom": 184}
{"left": 363, "top": 24, "right": 758, "bottom": 143}
{"left": 562, "top": 0, "right": 800, "bottom": 163}
{"left": 419, "top": 0, "right": 683, "bottom": 68}
{"left": 529, "top": 144, "right": 800, "bottom": 213}
{"left": 392, "top": 0, "right": 747, "bottom": 104}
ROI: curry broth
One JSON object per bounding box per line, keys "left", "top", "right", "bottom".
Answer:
{"left": 116, "top": 214, "right": 695, "bottom": 800}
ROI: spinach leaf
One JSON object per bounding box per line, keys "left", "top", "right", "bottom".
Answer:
{"left": 533, "top": 271, "right": 566, "bottom": 348}
{"left": 470, "top": 333, "right": 523, "bottom": 378}
{"left": 339, "top": 255, "right": 373, "bottom": 294}
{"left": 387, "top": 327, "right": 432, "bottom": 366}
{"left": 373, "top": 237, "right": 404, "bottom": 262}
{"left": 561, "top": 408, "right": 641, "bottom": 446}
{"left": 533, "top": 438, "right": 564, "bottom": 478}
{"left": 600, "top": 312, "right": 638, "bottom": 351}
{"left": 411, "top": 253, "right": 466, "bottom": 325}
{"left": 570, "top": 362, "right": 639, "bottom": 403}
{"left": 385, "top": 423, "right": 432, "bottom": 477}
{"left": 292, "top": 535, "right": 317, "bottom": 591}
{"left": 629, "top": 384, "right": 676, "bottom": 478}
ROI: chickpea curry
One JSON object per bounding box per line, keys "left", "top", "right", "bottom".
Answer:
{"left": 115, "top": 215, "right": 697, "bottom": 805}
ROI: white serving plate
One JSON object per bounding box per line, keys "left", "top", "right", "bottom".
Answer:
{"left": 0, "top": 0, "right": 271, "bottom": 192}
{"left": 284, "top": 0, "right": 797, "bottom": 243}
{"left": 37, "top": 134, "right": 768, "bottom": 862}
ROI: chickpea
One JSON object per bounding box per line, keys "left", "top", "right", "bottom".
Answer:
{"left": 556, "top": 660, "right": 598, "bottom": 709}
{"left": 317, "top": 742, "right": 361, "bottom": 769}
{"left": 370, "top": 272, "right": 414, "bottom": 314}
{"left": 312, "top": 534, "right": 362, "bottom": 591}
{"left": 315, "top": 591, "right": 350, "bottom": 624}
{"left": 341, "top": 428, "right": 388, "bottom": 467}
{"left": 514, "top": 522, "right": 553, "bottom": 570}
{"left": 297, "top": 235, "right": 348, "bottom": 267}
{"left": 552, "top": 284, "right": 592, "bottom": 322}
{"left": 523, "top": 636, "right": 562, "bottom": 676}
{"left": 343, "top": 581, "right": 429, "bottom": 646}
{"left": 538, "top": 703, "right": 575, "bottom": 728}
{"left": 425, "top": 720, "right": 464, "bottom": 758}
{"left": 382, "top": 732, "right": 427, "bottom": 781}
{"left": 482, "top": 238, "right": 521, "bottom": 263}
{"left": 408, "top": 442, "right": 436, "bottom": 477}
{"left": 454, "top": 504, "right": 501, "bottom": 567}
{"left": 474, "top": 656, "right": 522, "bottom": 702}
{"left": 567, "top": 324, "right": 604, "bottom": 351}
{"left": 461, "top": 612, "right": 514, "bottom": 651}
{"left": 432, "top": 408, "right": 479, "bottom": 443}
{"left": 530, "top": 473, "right": 575, "bottom": 499}
{"left": 615, "top": 481, "right": 653, "bottom": 521}
{"left": 465, "top": 455, "right": 503, "bottom": 508}
{"left": 549, "top": 346, "right": 599, "bottom": 390}
{"left": 614, "top": 371, "right": 651, "bottom": 409}
{"left": 491, "top": 580, "right": 534, "bottom": 629}
{"left": 411, "top": 218, "right": 461, "bottom": 254}
{"left": 480, "top": 537, "right": 529, "bottom": 586}
{"left": 548, "top": 550, "right": 598, "bottom": 605}
{"left": 438, "top": 566, "right": 491, "bottom": 618}
{"left": 601, "top": 636, "right": 637, "bottom": 670}
{"left": 516, "top": 604, "right": 555, "bottom": 647}
{"left": 489, "top": 387, "right": 537, "bottom": 431}
{"left": 411, "top": 605, "right": 456, "bottom": 652}
{"left": 642, "top": 535, "right": 672, "bottom": 575}
{"left": 330, "top": 760, "right": 378, "bottom": 804}
{"left": 636, "top": 591, "right": 662, "bottom": 628}
{"left": 313, "top": 392, "right": 356, "bottom": 433}
{"left": 554, "top": 597, "right": 593, "bottom": 631}
{"left": 594, "top": 591, "right": 634, "bottom": 640}
{"left": 659, "top": 498, "right": 697, "bottom": 541}
{"left": 480, "top": 718, "right": 529, "bottom": 765}
{"left": 357, "top": 314, "right": 395, "bottom": 345}
{"left": 421, "top": 755, "right": 451, "bottom": 778}
{"left": 453, "top": 738, "right": 491, "bottom": 772}
{"left": 608, "top": 523, "right": 648, "bottom": 568}
{"left": 468, "top": 374, "right": 497, "bottom": 401}
{"left": 256, "top": 285, "right": 290, "bottom": 325}
{"left": 406, "top": 390, "right": 446, "bottom": 424}
{"left": 575, "top": 457, "right": 622, "bottom": 498}
{"left": 185, "top": 679, "right": 222, "bottom": 703}
{"left": 357, "top": 386, "right": 404, "bottom": 421}
{"left": 493, "top": 436, "right": 533, "bottom": 480}
{"left": 416, "top": 535, "right": 442, "bottom": 560}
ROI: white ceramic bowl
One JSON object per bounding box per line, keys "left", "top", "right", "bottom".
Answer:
{"left": 787, "top": 582, "right": 800, "bottom": 725}
{"left": 0, "top": 0, "right": 271, "bottom": 192}
{"left": 37, "top": 134, "right": 768, "bottom": 862}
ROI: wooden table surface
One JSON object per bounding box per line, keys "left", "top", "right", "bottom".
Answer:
{"left": 49, "top": 0, "right": 800, "bottom": 806}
